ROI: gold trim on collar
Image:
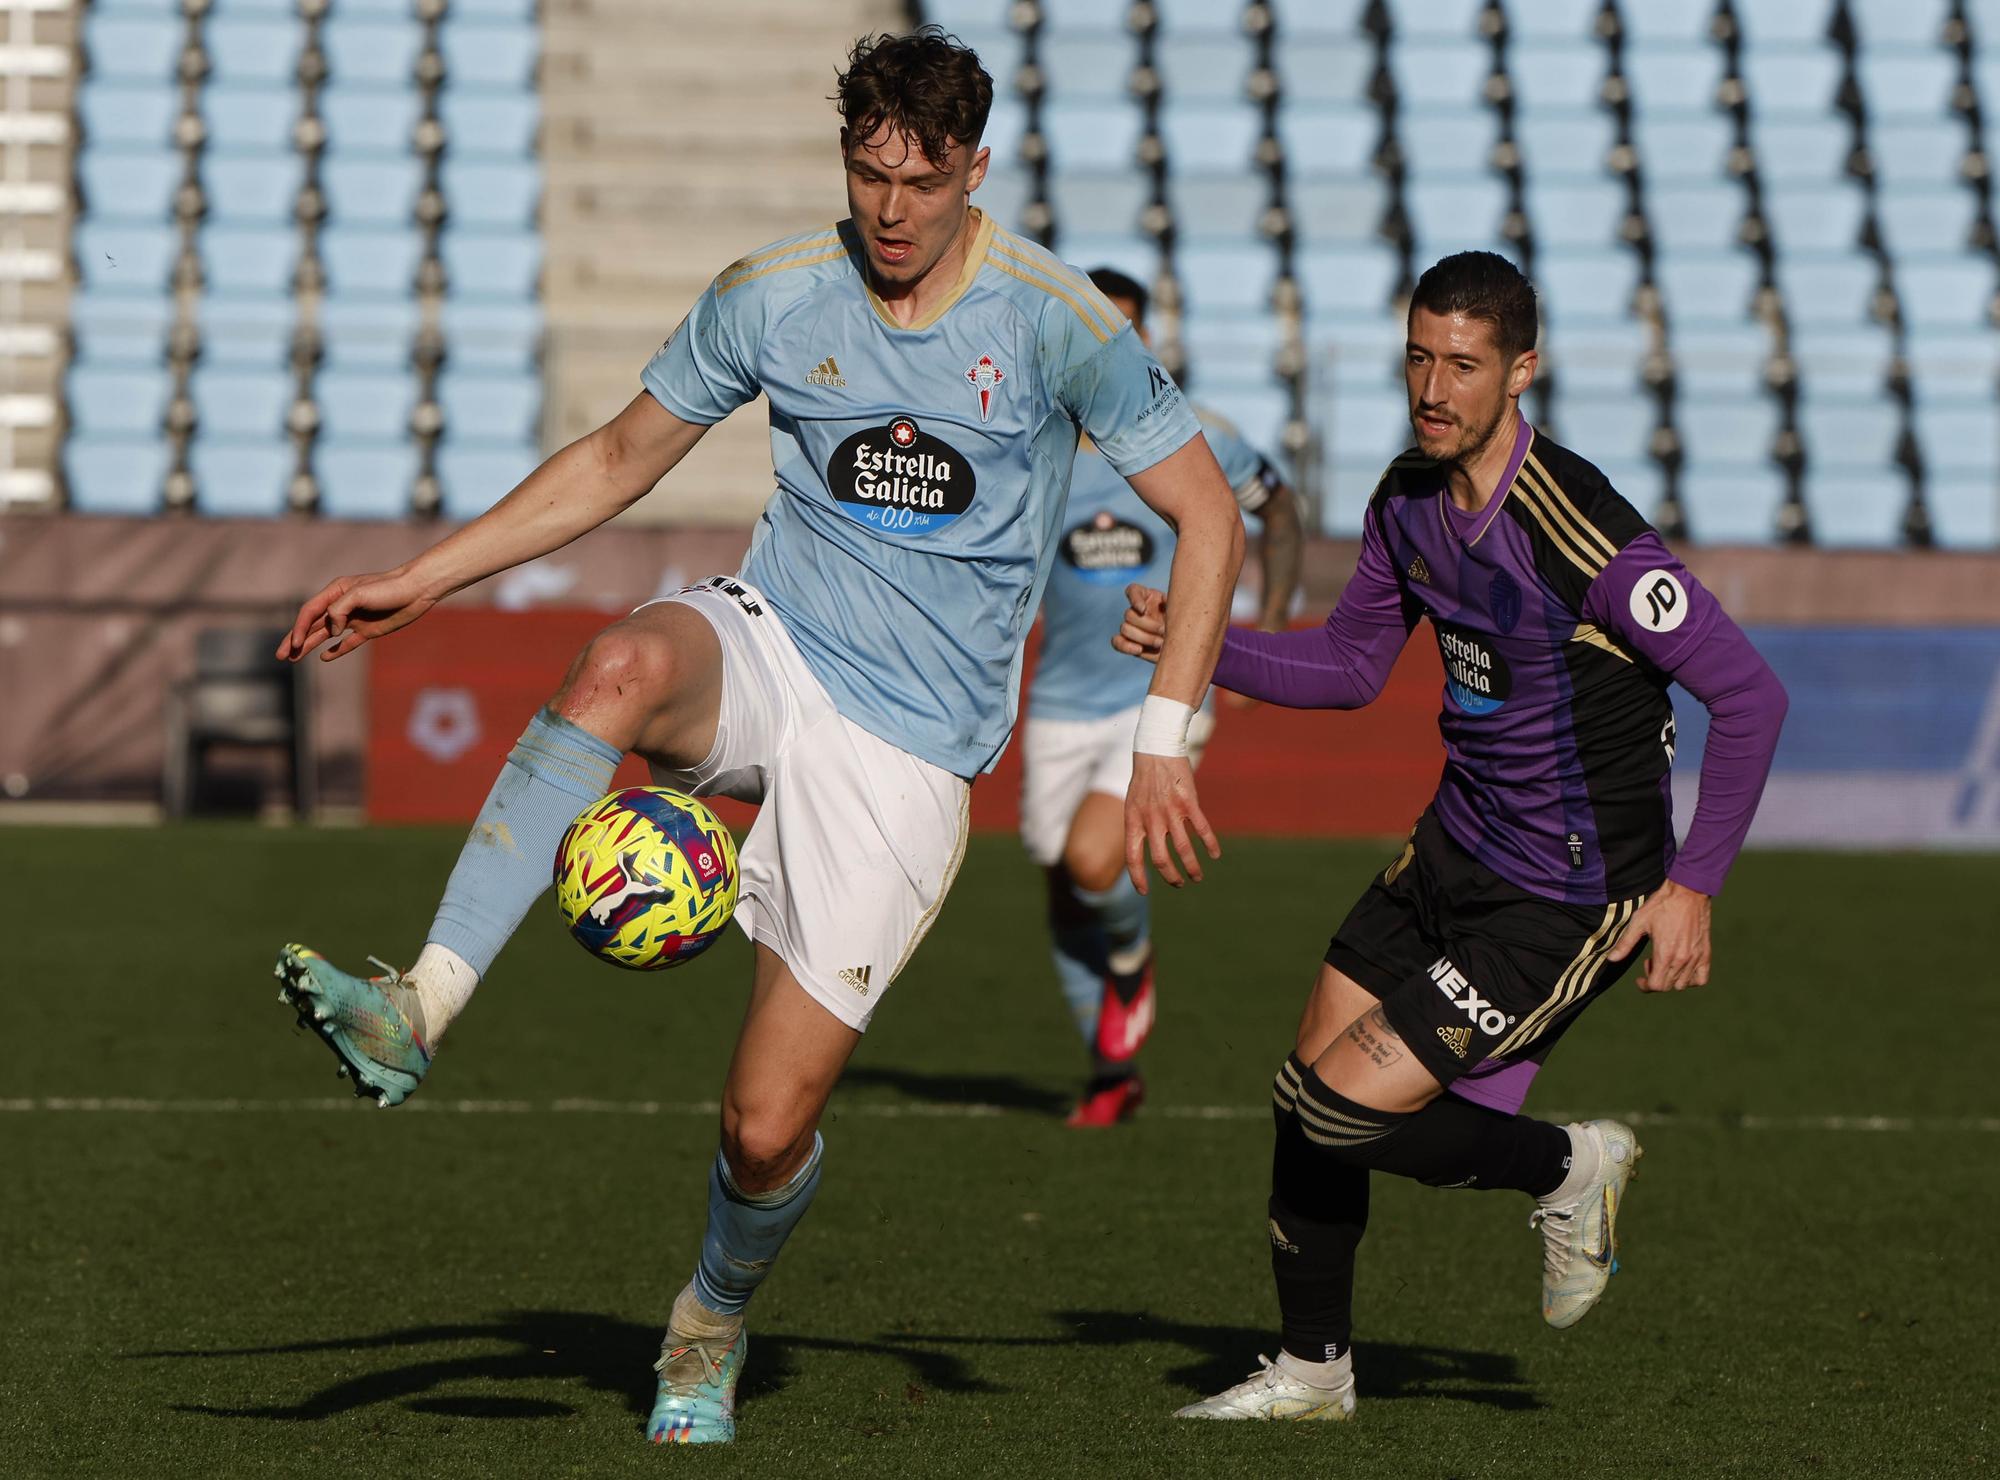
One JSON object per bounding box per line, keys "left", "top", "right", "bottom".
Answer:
{"left": 858, "top": 207, "right": 996, "bottom": 332}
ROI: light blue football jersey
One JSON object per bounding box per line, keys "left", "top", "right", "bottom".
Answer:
{"left": 1029, "top": 410, "right": 1281, "bottom": 721}
{"left": 641, "top": 210, "right": 1202, "bottom": 777}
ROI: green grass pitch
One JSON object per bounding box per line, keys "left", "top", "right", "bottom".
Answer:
{"left": 2, "top": 825, "right": 1995, "bottom": 1478}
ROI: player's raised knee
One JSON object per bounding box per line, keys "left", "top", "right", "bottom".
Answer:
{"left": 556, "top": 624, "right": 686, "bottom": 724}
{"left": 720, "top": 1108, "right": 819, "bottom": 1195}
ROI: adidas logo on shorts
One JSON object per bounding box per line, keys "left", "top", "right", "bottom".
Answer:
{"left": 838, "top": 965, "right": 872, "bottom": 996}
{"left": 1436, "top": 1024, "right": 1472, "bottom": 1059}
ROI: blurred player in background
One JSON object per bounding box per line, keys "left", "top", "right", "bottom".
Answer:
{"left": 1118, "top": 252, "right": 1787, "bottom": 1423}
{"left": 266, "top": 29, "right": 1243, "bottom": 1446}
{"left": 1022, "top": 266, "right": 1302, "bottom": 1126}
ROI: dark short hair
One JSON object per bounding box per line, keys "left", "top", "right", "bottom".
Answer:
{"left": 835, "top": 28, "right": 993, "bottom": 171}
{"left": 1409, "top": 251, "right": 1539, "bottom": 361}
{"left": 1088, "top": 266, "right": 1148, "bottom": 324}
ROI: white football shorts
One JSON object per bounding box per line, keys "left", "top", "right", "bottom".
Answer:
{"left": 1018, "top": 699, "right": 1217, "bottom": 868}
{"left": 644, "top": 577, "right": 970, "bottom": 1032}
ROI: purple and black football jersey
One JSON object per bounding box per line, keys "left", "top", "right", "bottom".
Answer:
{"left": 1212, "top": 421, "right": 1787, "bottom": 905}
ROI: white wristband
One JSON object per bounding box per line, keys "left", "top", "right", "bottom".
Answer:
{"left": 1133, "top": 695, "right": 1195, "bottom": 758}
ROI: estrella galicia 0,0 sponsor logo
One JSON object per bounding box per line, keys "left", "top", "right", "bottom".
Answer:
{"left": 826, "top": 417, "right": 977, "bottom": 536}
{"left": 1436, "top": 622, "right": 1513, "bottom": 715}
{"left": 1061, "top": 511, "right": 1154, "bottom": 584}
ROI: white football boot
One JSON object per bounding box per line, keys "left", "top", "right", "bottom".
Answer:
{"left": 1530, "top": 1117, "right": 1642, "bottom": 1329}
{"left": 1173, "top": 1351, "right": 1356, "bottom": 1421}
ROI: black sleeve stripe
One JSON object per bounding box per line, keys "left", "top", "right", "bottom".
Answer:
{"left": 1513, "top": 473, "right": 1609, "bottom": 579}
{"left": 1520, "top": 456, "right": 1619, "bottom": 568}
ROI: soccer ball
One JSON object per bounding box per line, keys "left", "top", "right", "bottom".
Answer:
{"left": 554, "top": 787, "right": 740, "bottom": 970}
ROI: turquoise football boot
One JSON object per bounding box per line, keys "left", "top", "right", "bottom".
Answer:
{"left": 646, "top": 1330, "right": 747, "bottom": 1444}
{"left": 274, "top": 943, "right": 432, "bottom": 1107}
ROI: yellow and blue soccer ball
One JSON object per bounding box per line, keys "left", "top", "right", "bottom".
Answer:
{"left": 554, "top": 787, "right": 739, "bottom": 969}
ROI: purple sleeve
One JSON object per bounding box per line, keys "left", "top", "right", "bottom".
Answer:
{"left": 1584, "top": 533, "right": 1789, "bottom": 896}
{"left": 1210, "top": 504, "right": 1416, "bottom": 708}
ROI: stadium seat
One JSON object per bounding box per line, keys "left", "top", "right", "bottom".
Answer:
{"left": 1793, "top": 323, "right": 1897, "bottom": 396}
{"left": 1621, "top": 0, "right": 1712, "bottom": 44}
{"left": 1055, "top": 233, "right": 1152, "bottom": 286}
{"left": 1509, "top": 44, "right": 1602, "bottom": 113}
{"left": 204, "top": 154, "right": 304, "bottom": 224}
{"left": 1751, "top": 120, "right": 1847, "bottom": 186}
{"left": 1551, "top": 394, "right": 1653, "bottom": 465}
{"left": 1389, "top": 41, "right": 1491, "bottom": 111}
{"left": 1298, "top": 244, "right": 1402, "bottom": 320}
{"left": 1648, "top": 184, "right": 1742, "bottom": 254}
{"left": 68, "top": 290, "right": 174, "bottom": 366}
{"left": 1277, "top": 105, "right": 1378, "bottom": 177}
{"left": 1658, "top": 254, "right": 1758, "bottom": 324}
{"left": 78, "top": 84, "right": 177, "bottom": 148}
{"left": 317, "top": 443, "right": 419, "bottom": 519}
{"left": 82, "top": 15, "right": 181, "bottom": 80}
{"left": 438, "top": 442, "right": 539, "bottom": 518}
{"left": 1900, "top": 258, "right": 1994, "bottom": 329}
{"left": 1262, "top": 0, "right": 1370, "bottom": 39}
{"left": 1780, "top": 255, "right": 1876, "bottom": 327}
{"left": 1166, "top": 174, "right": 1264, "bottom": 242}
{"left": 1156, "top": 34, "right": 1256, "bottom": 103}
{"left": 1766, "top": 185, "right": 1867, "bottom": 254}
{"left": 1743, "top": 52, "right": 1841, "bottom": 115}
{"left": 1879, "top": 191, "right": 1978, "bottom": 256}
{"left": 320, "top": 17, "right": 425, "bottom": 87}
{"left": 1801, "top": 398, "right": 1901, "bottom": 470}
{"left": 1625, "top": 47, "right": 1723, "bottom": 113}
{"left": 1805, "top": 475, "right": 1906, "bottom": 547}
{"left": 321, "top": 226, "right": 422, "bottom": 296}
{"left": 1179, "top": 243, "right": 1278, "bottom": 316}
{"left": 317, "top": 369, "right": 415, "bottom": 441}
{"left": 320, "top": 86, "right": 424, "bottom": 155}
{"left": 439, "top": 92, "right": 539, "bottom": 158}
{"left": 199, "top": 294, "right": 294, "bottom": 367}
{"left": 1594, "top": 459, "right": 1666, "bottom": 521}
{"left": 1039, "top": 33, "right": 1130, "bottom": 103}
{"left": 1514, "top": 111, "right": 1614, "bottom": 178}
{"left": 67, "top": 366, "right": 170, "bottom": 436}
{"left": 1408, "top": 176, "right": 1509, "bottom": 256}
{"left": 201, "top": 224, "right": 299, "bottom": 296}
{"left": 1857, "top": 54, "right": 1954, "bottom": 121}
{"left": 1916, "top": 403, "right": 2000, "bottom": 472}
{"left": 64, "top": 438, "right": 170, "bottom": 514}
{"left": 1162, "top": 105, "right": 1261, "bottom": 174}
{"left": 321, "top": 157, "right": 425, "bottom": 227}
{"left": 1290, "top": 175, "right": 1390, "bottom": 243}
{"left": 1273, "top": 41, "right": 1373, "bottom": 106}
{"left": 1633, "top": 116, "right": 1733, "bottom": 184}
{"left": 440, "top": 229, "right": 543, "bottom": 298}
{"left": 1872, "top": 123, "right": 1970, "bottom": 193}
{"left": 439, "top": 369, "right": 542, "bottom": 442}
{"left": 1674, "top": 323, "right": 1775, "bottom": 398}
{"left": 205, "top": 15, "right": 304, "bottom": 88}
{"left": 1850, "top": 0, "right": 1950, "bottom": 46}
{"left": 75, "top": 223, "right": 178, "bottom": 292}
{"left": 322, "top": 297, "right": 420, "bottom": 370}
{"left": 78, "top": 150, "right": 178, "bottom": 222}
{"left": 1401, "top": 110, "right": 1493, "bottom": 179}
{"left": 191, "top": 439, "right": 292, "bottom": 516}
{"left": 203, "top": 87, "right": 299, "bottom": 153}
{"left": 191, "top": 365, "right": 291, "bottom": 438}
{"left": 1927, "top": 479, "right": 2000, "bottom": 547}
{"left": 1682, "top": 397, "right": 1779, "bottom": 466}
{"left": 972, "top": 168, "right": 1030, "bottom": 232}
{"left": 439, "top": 22, "right": 539, "bottom": 90}
{"left": 1904, "top": 327, "right": 2000, "bottom": 393}
{"left": 1042, "top": 101, "right": 1144, "bottom": 173}
{"left": 1680, "top": 466, "right": 1785, "bottom": 543}
{"left": 1539, "top": 249, "right": 1637, "bottom": 324}
{"left": 1525, "top": 180, "right": 1623, "bottom": 249}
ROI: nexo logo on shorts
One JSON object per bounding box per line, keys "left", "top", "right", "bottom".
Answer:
{"left": 1436, "top": 622, "right": 1513, "bottom": 715}
{"left": 827, "top": 417, "right": 977, "bottom": 536}
{"left": 1428, "top": 956, "right": 1513, "bottom": 1036}
{"left": 1061, "top": 511, "right": 1154, "bottom": 584}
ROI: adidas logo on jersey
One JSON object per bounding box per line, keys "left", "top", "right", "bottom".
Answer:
{"left": 806, "top": 356, "right": 846, "bottom": 387}
{"left": 838, "top": 965, "right": 872, "bottom": 995}
{"left": 1408, "top": 555, "right": 1432, "bottom": 584}
{"left": 1436, "top": 1024, "right": 1472, "bottom": 1059}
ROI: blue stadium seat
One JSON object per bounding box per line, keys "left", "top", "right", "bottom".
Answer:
{"left": 1551, "top": 394, "right": 1654, "bottom": 465}
{"left": 320, "top": 86, "right": 424, "bottom": 155}
{"left": 1793, "top": 323, "right": 1896, "bottom": 396}
{"left": 322, "top": 298, "right": 420, "bottom": 369}
{"left": 1766, "top": 185, "right": 1867, "bottom": 251}
{"left": 1161, "top": 104, "right": 1261, "bottom": 173}
{"left": 1184, "top": 317, "right": 1284, "bottom": 389}
{"left": 1624, "top": 46, "right": 1722, "bottom": 113}
{"left": 75, "top": 222, "right": 178, "bottom": 292}
{"left": 78, "top": 84, "right": 177, "bottom": 147}
{"left": 1049, "top": 173, "right": 1146, "bottom": 238}
{"left": 321, "top": 226, "right": 421, "bottom": 295}
{"left": 1904, "top": 327, "right": 2000, "bottom": 393}
{"left": 1273, "top": 41, "right": 1372, "bottom": 105}
{"left": 79, "top": 149, "right": 179, "bottom": 222}
{"left": 1673, "top": 323, "right": 1774, "bottom": 398}
{"left": 1592, "top": 459, "right": 1666, "bottom": 520}
{"left": 1277, "top": 105, "right": 1377, "bottom": 177}
{"left": 1401, "top": 109, "right": 1493, "bottom": 178}
{"left": 191, "top": 440, "right": 292, "bottom": 515}
{"left": 1658, "top": 253, "right": 1757, "bottom": 324}
{"left": 439, "top": 302, "right": 540, "bottom": 376}
{"left": 1916, "top": 402, "right": 2000, "bottom": 471}
{"left": 1509, "top": 44, "right": 1602, "bottom": 112}
{"left": 1733, "top": 1, "right": 1825, "bottom": 45}
{"left": 1290, "top": 175, "right": 1390, "bottom": 244}
{"left": 1388, "top": 41, "right": 1490, "bottom": 110}
{"left": 321, "top": 17, "right": 424, "bottom": 87}
{"left": 1680, "top": 466, "right": 1784, "bottom": 542}
{"left": 1525, "top": 180, "right": 1622, "bottom": 248}
{"left": 1750, "top": 120, "right": 1846, "bottom": 185}
{"left": 203, "top": 86, "right": 298, "bottom": 152}
{"left": 322, "top": 157, "right": 424, "bottom": 226}
{"left": 1682, "top": 396, "right": 1778, "bottom": 465}
{"left": 439, "top": 369, "right": 541, "bottom": 441}
{"left": 69, "top": 290, "right": 173, "bottom": 366}
{"left": 1648, "top": 183, "right": 1741, "bottom": 253}
{"left": 317, "top": 444, "right": 418, "bottom": 519}
{"left": 199, "top": 294, "right": 294, "bottom": 366}
{"left": 1539, "top": 249, "right": 1636, "bottom": 324}
{"left": 1053, "top": 233, "right": 1151, "bottom": 285}
{"left": 943, "top": 26, "right": 1018, "bottom": 81}
{"left": 1879, "top": 191, "right": 1977, "bottom": 255}
{"left": 1510, "top": 0, "right": 1598, "bottom": 42}
{"left": 1858, "top": 54, "right": 1954, "bottom": 120}
{"left": 1040, "top": 32, "right": 1130, "bottom": 102}
{"left": 1157, "top": 0, "right": 1263, "bottom": 28}
{"left": 1743, "top": 52, "right": 1840, "bottom": 114}
{"left": 191, "top": 365, "right": 290, "bottom": 437}
{"left": 972, "top": 168, "right": 1030, "bottom": 231}
{"left": 1041, "top": 101, "right": 1143, "bottom": 172}
{"left": 449, "top": 0, "right": 539, "bottom": 18}
{"left": 440, "top": 229, "right": 542, "bottom": 298}
{"left": 317, "top": 369, "right": 414, "bottom": 441}
{"left": 1634, "top": 115, "right": 1732, "bottom": 183}
{"left": 1927, "top": 479, "right": 2000, "bottom": 547}
{"left": 1179, "top": 242, "right": 1276, "bottom": 315}
{"left": 1851, "top": 0, "right": 1951, "bottom": 46}
{"left": 1166, "top": 174, "right": 1263, "bottom": 241}
{"left": 1324, "top": 460, "right": 1384, "bottom": 534}
{"left": 1805, "top": 476, "right": 1905, "bottom": 547}
{"left": 201, "top": 224, "right": 298, "bottom": 295}
{"left": 1041, "top": 0, "right": 1126, "bottom": 31}
{"left": 1514, "top": 111, "right": 1613, "bottom": 178}
{"left": 83, "top": 15, "right": 181, "bottom": 80}
{"left": 1801, "top": 397, "right": 1901, "bottom": 469}
{"left": 1871, "top": 122, "right": 1969, "bottom": 192}
{"left": 1900, "top": 257, "right": 1992, "bottom": 328}
{"left": 204, "top": 153, "right": 303, "bottom": 223}
{"left": 1781, "top": 255, "right": 1877, "bottom": 327}
{"left": 67, "top": 366, "right": 170, "bottom": 436}
{"left": 438, "top": 442, "right": 539, "bottom": 518}
{"left": 439, "top": 92, "right": 539, "bottom": 157}
{"left": 205, "top": 15, "right": 303, "bottom": 87}
{"left": 1408, "top": 176, "right": 1508, "bottom": 255}
{"left": 440, "top": 22, "right": 539, "bottom": 90}
{"left": 65, "top": 438, "right": 169, "bottom": 514}
{"left": 1263, "top": 0, "right": 1370, "bottom": 39}
{"left": 1156, "top": 34, "right": 1255, "bottom": 103}
{"left": 1621, "top": 0, "right": 1712, "bottom": 44}
{"left": 1298, "top": 244, "right": 1400, "bottom": 319}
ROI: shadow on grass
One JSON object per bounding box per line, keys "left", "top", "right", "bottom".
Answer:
{"left": 134, "top": 1306, "right": 1536, "bottom": 1424}
{"left": 838, "top": 1064, "right": 1073, "bottom": 1116}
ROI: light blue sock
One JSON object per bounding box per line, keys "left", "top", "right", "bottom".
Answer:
{"left": 426, "top": 707, "right": 623, "bottom": 976}
{"left": 1079, "top": 874, "right": 1150, "bottom": 974}
{"left": 693, "top": 1134, "right": 825, "bottom": 1316}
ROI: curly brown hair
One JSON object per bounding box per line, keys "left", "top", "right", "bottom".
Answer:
{"left": 835, "top": 28, "right": 993, "bottom": 171}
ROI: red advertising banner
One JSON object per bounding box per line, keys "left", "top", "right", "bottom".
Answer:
{"left": 367, "top": 608, "right": 1447, "bottom": 836}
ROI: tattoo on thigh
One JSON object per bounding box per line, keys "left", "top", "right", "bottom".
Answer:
{"left": 1346, "top": 1007, "right": 1405, "bottom": 1070}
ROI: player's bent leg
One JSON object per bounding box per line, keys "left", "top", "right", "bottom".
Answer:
{"left": 274, "top": 945, "right": 431, "bottom": 1106}
{"left": 1061, "top": 791, "right": 1156, "bottom": 1117}
{"left": 1531, "top": 1118, "right": 1642, "bottom": 1329}
{"left": 650, "top": 946, "right": 858, "bottom": 1446}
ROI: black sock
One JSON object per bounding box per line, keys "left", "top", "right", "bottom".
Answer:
{"left": 1269, "top": 1070, "right": 1368, "bottom": 1364}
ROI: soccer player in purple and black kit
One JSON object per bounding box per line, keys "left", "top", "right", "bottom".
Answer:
{"left": 1117, "top": 252, "right": 1788, "bottom": 1422}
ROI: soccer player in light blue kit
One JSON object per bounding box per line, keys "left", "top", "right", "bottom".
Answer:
{"left": 1023, "top": 266, "right": 1303, "bottom": 1125}
{"left": 265, "top": 31, "right": 1244, "bottom": 1446}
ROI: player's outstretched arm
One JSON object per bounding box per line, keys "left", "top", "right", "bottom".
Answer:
{"left": 1121, "top": 435, "right": 1245, "bottom": 892}
{"left": 279, "top": 393, "right": 709, "bottom": 662}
